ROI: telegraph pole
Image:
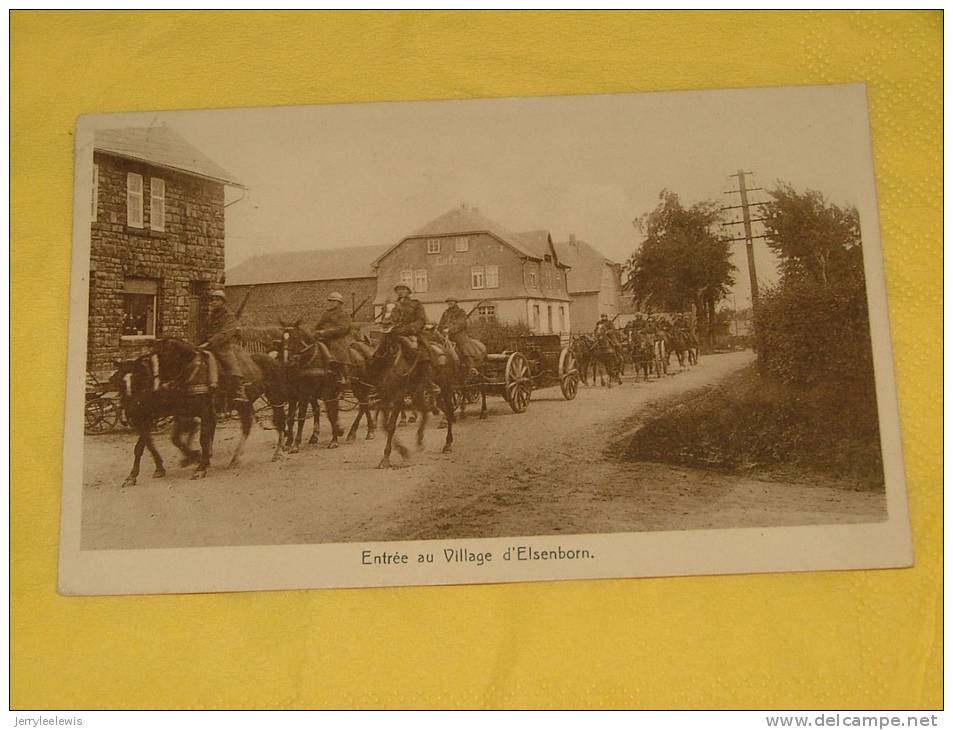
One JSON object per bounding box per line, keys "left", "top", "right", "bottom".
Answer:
{"left": 721, "top": 170, "right": 768, "bottom": 307}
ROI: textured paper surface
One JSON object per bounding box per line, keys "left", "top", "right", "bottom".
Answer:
{"left": 12, "top": 10, "right": 940, "bottom": 708}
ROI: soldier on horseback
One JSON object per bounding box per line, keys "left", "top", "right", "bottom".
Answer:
{"left": 202, "top": 288, "right": 247, "bottom": 403}
{"left": 314, "top": 291, "right": 352, "bottom": 385}
{"left": 390, "top": 283, "right": 431, "bottom": 364}
{"left": 438, "top": 297, "right": 478, "bottom": 373}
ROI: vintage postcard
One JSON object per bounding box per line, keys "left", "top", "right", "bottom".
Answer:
{"left": 59, "top": 84, "right": 912, "bottom": 595}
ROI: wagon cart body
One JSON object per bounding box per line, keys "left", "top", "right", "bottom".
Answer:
{"left": 470, "top": 333, "right": 580, "bottom": 414}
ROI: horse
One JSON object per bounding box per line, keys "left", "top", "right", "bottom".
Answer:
{"left": 664, "top": 326, "right": 689, "bottom": 371}
{"left": 110, "top": 337, "right": 287, "bottom": 486}
{"left": 276, "top": 320, "right": 344, "bottom": 452}
{"left": 344, "top": 336, "right": 381, "bottom": 442}
{"left": 628, "top": 330, "right": 656, "bottom": 381}
{"left": 370, "top": 303, "right": 455, "bottom": 468}
{"left": 432, "top": 326, "right": 488, "bottom": 424}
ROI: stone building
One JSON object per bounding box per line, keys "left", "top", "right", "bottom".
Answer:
{"left": 373, "top": 205, "right": 573, "bottom": 334}
{"left": 87, "top": 126, "right": 242, "bottom": 376}
{"left": 553, "top": 235, "right": 623, "bottom": 332}
{"left": 224, "top": 244, "right": 387, "bottom": 329}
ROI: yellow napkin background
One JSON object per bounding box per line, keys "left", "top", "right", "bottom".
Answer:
{"left": 11, "top": 11, "right": 941, "bottom": 709}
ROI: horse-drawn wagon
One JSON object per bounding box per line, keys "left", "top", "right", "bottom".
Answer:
{"left": 459, "top": 333, "right": 580, "bottom": 414}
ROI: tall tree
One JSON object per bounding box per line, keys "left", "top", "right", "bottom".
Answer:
{"left": 626, "top": 190, "right": 735, "bottom": 344}
{"left": 760, "top": 184, "right": 863, "bottom": 286}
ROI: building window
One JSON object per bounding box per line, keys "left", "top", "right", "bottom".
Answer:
{"left": 470, "top": 266, "right": 485, "bottom": 289}
{"left": 476, "top": 304, "right": 496, "bottom": 320}
{"left": 485, "top": 264, "right": 499, "bottom": 289}
{"left": 122, "top": 278, "right": 157, "bottom": 338}
{"left": 527, "top": 270, "right": 537, "bottom": 288}
{"left": 532, "top": 304, "right": 541, "bottom": 330}
{"left": 455, "top": 236, "right": 469, "bottom": 252}
{"left": 547, "top": 305, "right": 553, "bottom": 333}
{"left": 91, "top": 164, "right": 99, "bottom": 222}
{"left": 559, "top": 305, "right": 566, "bottom": 332}
{"left": 414, "top": 269, "right": 428, "bottom": 293}
{"left": 400, "top": 270, "right": 414, "bottom": 290}
{"left": 427, "top": 238, "right": 441, "bottom": 254}
{"left": 150, "top": 177, "right": 166, "bottom": 232}
{"left": 126, "top": 172, "right": 143, "bottom": 228}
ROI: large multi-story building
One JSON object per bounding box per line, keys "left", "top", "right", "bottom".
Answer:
{"left": 372, "top": 205, "right": 573, "bottom": 334}
{"left": 554, "top": 234, "right": 624, "bottom": 332}
{"left": 86, "top": 126, "right": 242, "bottom": 376}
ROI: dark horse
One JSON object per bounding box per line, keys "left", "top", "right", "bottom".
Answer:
{"left": 277, "top": 320, "right": 344, "bottom": 452}
{"left": 344, "top": 336, "right": 381, "bottom": 442}
{"left": 369, "top": 303, "right": 455, "bottom": 468}
{"left": 111, "top": 337, "right": 287, "bottom": 486}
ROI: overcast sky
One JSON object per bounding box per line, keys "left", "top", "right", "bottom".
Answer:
{"left": 111, "top": 84, "right": 876, "bottom": 308}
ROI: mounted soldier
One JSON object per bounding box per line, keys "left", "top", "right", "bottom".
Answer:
{"left": 201, "top": 288, "right": 247, "bottom": 403}
{"left": 389, "top": 283, "right": 431, "bottom": 364}
{"left": 438, "top": 297, "right": 480, "bottom": 372}
{"left": 314, "top": 291, "right": 352, "bottom": 385}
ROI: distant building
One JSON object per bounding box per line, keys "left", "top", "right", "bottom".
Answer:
{"left": 553, "top": 234, "right": 623, "bottom": 332}
{"left": 87, "top": 126, "right": 243, "bottom": 376}
{"left": 373, "top": 205, "right": 572, "bottom": 334}
{"left": 225, "top": 244, "right": 388, "bottom": 328}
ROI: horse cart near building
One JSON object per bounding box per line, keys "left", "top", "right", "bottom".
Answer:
{"left": 460, "top": 333, "right": 580, "bottom": 414}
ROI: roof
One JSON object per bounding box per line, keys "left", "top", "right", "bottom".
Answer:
{"left": 554, "top": 238, "right": 617, "bottom": 294}
{"left": 94, "top": 126, "right": 243, "bottom": 187}
{"left": 376, "top": 206, "right": 566, "bottom": 266}
{"left": 225, "top": 244, "right": 389, "bottom": 286}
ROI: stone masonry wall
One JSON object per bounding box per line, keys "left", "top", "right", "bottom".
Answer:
{"left": 87, "top": 152, "right": 226, "bottom": 375}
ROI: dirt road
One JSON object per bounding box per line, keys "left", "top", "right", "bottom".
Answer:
{"left": 80, "top": 350, "right": 885, "bottom": 550}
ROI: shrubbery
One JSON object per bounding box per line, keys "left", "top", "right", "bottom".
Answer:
{"left": 467, "top": 318, "right": 531, "bottom": 353}
{"left": 755, "top": 275, "right": 874, "bottom": 387}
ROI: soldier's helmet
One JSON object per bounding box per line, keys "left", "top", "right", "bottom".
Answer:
{"left": 209, "top": 288, "right": 226, "bottom": 301}
{"left": 327, "top": 291, "right": 344, "bottom": 303}
{"left": 445, "top": 297, "right": 458, "bottom": 304}
{"left": 394, "top": 283, "right": 411, "bottom": 294}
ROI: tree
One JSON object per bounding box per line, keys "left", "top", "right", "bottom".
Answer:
{"left": 760, "top": 184, "right": 863, "bottom": 286}
{"left": 625, "top": 190, "right": 736, "bottom": 345}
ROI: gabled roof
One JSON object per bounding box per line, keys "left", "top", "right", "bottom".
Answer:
{"left": 226, "top": 244, "right": 389, "bottom": 286}
{"left": 554, "top": 238, "right": 617, "bottom": 294}
{"left": 375, "top": 206, "right": 566, "bottom": 266}
{"left": 94, "top": 126, "right": 243, "bottom": 187}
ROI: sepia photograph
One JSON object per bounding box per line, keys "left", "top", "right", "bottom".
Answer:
{"left": 59, "top": 83, "right": 912, "bottom": 594}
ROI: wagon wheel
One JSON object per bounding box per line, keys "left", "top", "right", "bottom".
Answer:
{"left": 85, "top": 397, "right": 120, "bottom": 435}
{"left": 503, "top": 352, "right": 532, "bottom": 413}
{"left": 558, "top": 347, "right": 580, "bottom": 401}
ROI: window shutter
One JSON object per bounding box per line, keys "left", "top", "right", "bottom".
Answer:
{"left": 150, "top": 177, "right": 166, "bottom": 232}
{"left": 126, "top": 173, "right": 143, "bottom": 228}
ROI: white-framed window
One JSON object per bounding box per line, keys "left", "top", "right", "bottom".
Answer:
{"left": 413, "top": 269, "right": 428, "bottom": 293}
{"left": 121, "top": 278, "right": 157, "bottom": 338}
{"left": 91, "top": 164, "right": 99, "bottom": 222}
{"left": 485, "top": 264, "right": 499, "bottom": 289}
{"left": 470, "top": 266, "right": 485, "bottom": 290}
{"left": 400, "top": 270, "right": 414, "bottom": 290}
{"left": 455, "top": 236, "right": 469, "bottom": 252}
{"left": 126, "top": 172, "right": 143, "bottom": 228}
{"left": 476, "top": 304, "right": 496, "bottom": 320}
{"left": 427, "top": 238, "right": 441, "bottom": 254}
{"left": 527, "top": 270, "right": 537, "bottom": 288}
{"left": 150, "top": 177, "right": 166, "bottom": 232}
